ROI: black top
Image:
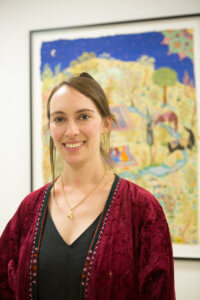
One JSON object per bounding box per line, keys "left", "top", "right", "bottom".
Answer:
{"left": 37, "top": 209, "right": 101, "bottom": 300}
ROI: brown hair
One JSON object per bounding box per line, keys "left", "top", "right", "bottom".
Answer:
{"left": 47, "top": 72, "right": 117, "bottom": 182}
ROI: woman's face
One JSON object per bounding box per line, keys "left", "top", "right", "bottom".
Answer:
{"left": 49, "top": 85, "right": 110, "bottom": 167}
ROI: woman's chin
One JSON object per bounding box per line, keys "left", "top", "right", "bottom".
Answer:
{"left": 62, "top": 156, "right": 87, "bottom": 168}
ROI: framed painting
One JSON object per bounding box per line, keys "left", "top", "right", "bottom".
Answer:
{"left": 30, "top": 14, "right": 200, "bottom": 259}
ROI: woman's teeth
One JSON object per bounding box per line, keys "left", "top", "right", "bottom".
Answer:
{"left": 65, "top": 142, "right": 84, "bottom": 148}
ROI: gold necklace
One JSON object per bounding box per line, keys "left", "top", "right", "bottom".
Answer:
{"left": 60, "top": 169, "right": 106, "bottom": 219}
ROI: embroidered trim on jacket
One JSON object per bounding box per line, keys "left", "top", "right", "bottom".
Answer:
{"left": 29, "top": 184, "right": 52, "bottom": 300}
{"left": 80, "top": 176, "right": 121, "bottom": 299}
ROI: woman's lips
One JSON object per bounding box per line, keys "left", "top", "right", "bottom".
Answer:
{"left": 62, "top": 141, "right": 85, "bottom": 151}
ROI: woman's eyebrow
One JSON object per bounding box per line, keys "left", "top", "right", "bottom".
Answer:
{"left": 76, "top": 109, "right": 95, "bottom": 114}
{"left": 50, "top": 109, "right": 95, "bottom": 116}
{"left": 50, "top": 111, "right": 65, "bottom": 116}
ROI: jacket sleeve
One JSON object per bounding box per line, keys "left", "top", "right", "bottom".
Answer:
{"left": 0, "top": 202, "right": 24, "bottom": 300}
{"left": 137, "top": 191, "right": 176, "bottom": 300}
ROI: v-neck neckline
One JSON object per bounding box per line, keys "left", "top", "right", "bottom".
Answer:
{"left": 47, "top": 209, "right": 101, "bottom": 247}
{"left": 46, "top": 174, "right": 119, "bottom": 247}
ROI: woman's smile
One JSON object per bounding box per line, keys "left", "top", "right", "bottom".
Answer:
{"left": 62, "top": 141, "right": 86, "bottom": 151}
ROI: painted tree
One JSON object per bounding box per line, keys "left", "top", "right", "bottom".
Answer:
{"left": 152, "top": 67, "right": 178, "bottom": 105}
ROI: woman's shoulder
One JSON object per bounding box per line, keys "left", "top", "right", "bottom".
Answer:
{"left": 118, "top": 176, "right": 164, "bottom": 220}
{"left": 19, "top": 183, "right": 52, "bottom": 211}
{"left": 118, "top": 176, "right": 156, "bottom": 201}
{"left": 0, "top": 183, "right": 52, "bottom": 239}
{"left": 24, "top": 183, "right": 52, "bottom": 200}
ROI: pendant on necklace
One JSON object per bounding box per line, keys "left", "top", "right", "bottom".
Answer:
{"left": 67, "top": 210, "right": 73, "bottom": 219}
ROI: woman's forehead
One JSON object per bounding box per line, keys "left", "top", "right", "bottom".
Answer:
{"left": 50, "top": 85, "right": 98, "bottom": 112}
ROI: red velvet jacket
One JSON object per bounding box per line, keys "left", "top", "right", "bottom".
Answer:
{"left": 0, "top": 176, "right": 176, "bottom": 299}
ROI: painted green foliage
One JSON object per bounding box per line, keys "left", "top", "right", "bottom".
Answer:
{"left": 153, "top": 67, "right": 178, "bottom": 104}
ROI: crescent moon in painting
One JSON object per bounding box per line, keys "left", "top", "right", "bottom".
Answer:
{"left": 51, "top": 49, "right": 56, "bottom": 57}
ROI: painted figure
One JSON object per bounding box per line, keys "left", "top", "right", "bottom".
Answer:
{"left": 155, "top": 111, "right": 178, "bottom": 132}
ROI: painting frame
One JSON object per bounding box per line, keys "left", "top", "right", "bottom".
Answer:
{"left": 30, "top": 13, "right": 200, "bottom": 260}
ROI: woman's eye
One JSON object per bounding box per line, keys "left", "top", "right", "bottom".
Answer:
{"left": 54, "top": 116, "right": 64, "bottom": 123}
{"left": 80, "top": 114, "right": 90, "bottom": 120}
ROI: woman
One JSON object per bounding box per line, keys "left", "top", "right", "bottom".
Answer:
{"left": 0, "top": 73, "right": 176, "bottom": 300}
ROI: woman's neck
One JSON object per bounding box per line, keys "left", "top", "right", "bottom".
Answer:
{"left": 61, "top": 157, "right": 106, "bottom": 188}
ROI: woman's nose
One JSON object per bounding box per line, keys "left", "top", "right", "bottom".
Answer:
{"left": 65, "top": 121, "right": 79, "bottom": 137}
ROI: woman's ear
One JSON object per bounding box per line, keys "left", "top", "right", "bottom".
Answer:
{"left": 101, "top": 117, "right": 112, "bottom": 134}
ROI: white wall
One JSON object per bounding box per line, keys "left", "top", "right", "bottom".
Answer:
{"left": 0, "top": 0, "right": 200, "bottom": 299}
